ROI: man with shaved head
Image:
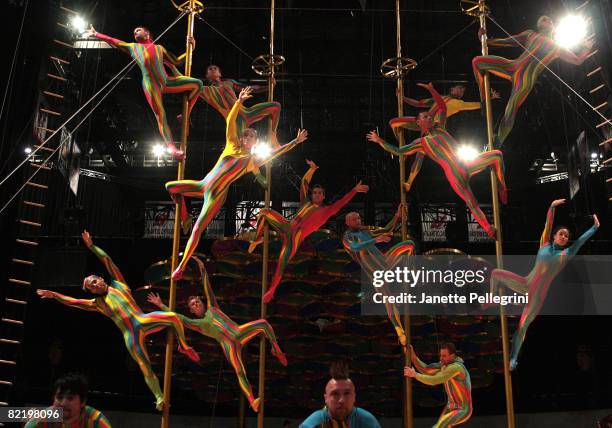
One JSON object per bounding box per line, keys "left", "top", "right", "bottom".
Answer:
{"left": 300, "top": 362, "right": 380, "bottom": 427}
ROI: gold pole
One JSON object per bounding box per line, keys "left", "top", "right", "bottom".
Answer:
{"left": 257, "top": 1, "right": 275, "bottom": 426}
{"left": 477, "top": 1, "right": 515, "bottom": 426}
{"left": 394, "top": 1, "right": 413, "bottom": 427}
{"left": 161, "top": 3, "right": 197, "bottom": 427}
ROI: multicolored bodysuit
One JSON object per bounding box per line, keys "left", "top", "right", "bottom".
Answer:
{"left": 252, "top": 164, "right": 360, "bottom": 303}
{"left": 159, "top": 257, "right": 286, "bottom": 412}
{"left": 472, "top": 29, "right": 587, "bottom": 145}
{"left": 25, "top": 405, "right": 111, "bottom": 428}
{"left": 383, "top": 85, "right": 507, "bottom": 238}
{"left": 412, "top": 354, "right": 472, "bottom": 428}
{"left": 200, "top": 79, "right": 280, "bottom": 144}
{"left": 166, "top": 97, "right": 302, "bottom": 279}
{"left": 94, "top": 31, "right": 203, "bottom": 155}
{"left": 396, "top": 94, "right": 482, "bottom": 191}
{"left": 490, "top": 205, "right": 598, "bottom": 369}
{"left": 46, "top": 243, "right": 197, "bottom": 410}
{"left": 343, "top": 218, "right": 415, "bottom": 346}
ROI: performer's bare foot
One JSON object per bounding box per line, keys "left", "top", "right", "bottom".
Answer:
{"left": 155, "top": 397, "right": 165, "bottom": 411}
{"left": 485, "top": 226, "right": 497, "bottom": 239}
{"left": 168, "top": 145, "right": 184, "bottom": 161}
{"left": 251, "top": 397, "right": 261, "bottom": 412}
{"left": 395, "top": 327, "right": 407, "bottom": 347}
{"left": 271, "top": 348, "right": 288, "bottom": 366}
{"left": 248, "top": 238, "right": 263, "bottom": 254}
{"left": 263, "top": 287, "right": 276, "bottom": 304}
{"left": 178, "top": 345, "right": 200, "bottom": 363}
{"left": 499, "top": 186, "right": 508, "bottom": 205}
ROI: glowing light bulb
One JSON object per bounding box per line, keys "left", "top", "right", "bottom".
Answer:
{"left": 70, "top": 15, "right": 87, "bottom": 34}
{"left": 152, "top": 144, "right": 165, "bottom": 157}
{"left": 456, "top": 145, "right": 479, "bottom": 162}
{"left": 251, "top": 142, "right": 272, "bottom": 159}
{"left": 555, "top": 15, "right": 588, "bottom": 49}
{"left": 24, "top": 147, "right": 32, "bottom": 154}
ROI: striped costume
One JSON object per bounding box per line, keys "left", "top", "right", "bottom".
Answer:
{"left": 158, "top": 257, "right": 286, "bottom": 412}
{"left": 43, "top": 243, "right": 198, "bottom": 410}
{"left": 251, "top": 164, "right": 360, "bottom": 303}
{"left": 24, "top": 405, "right": 111, "bottom": 428}
{"left": 472, "top": 28, "right": 590, "bottom": 145}
{"left": 383, "top": 84, "right": 507, "bottom": 238}
{"left": 343, "top": 218, "right": 415, "bottom": 346}
{"left": 412, "top": 354, "right": 472, "bottom": 427}
{"left": 166, "top": 97, "right": 302, "bottom": 280}
{"left": 200, "top": 79, "right": 280, "bottom": 144}
{"left": 93, "top": 31, "right": 203, "bottom": 157}
{"left": 491, "top": 204, "right": 598, "bottom": 369}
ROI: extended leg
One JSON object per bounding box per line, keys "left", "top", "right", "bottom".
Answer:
{"left": 241, "top": 101, "right": 281, "bottom": 146}
{"left": 465, "top": 150, "right": 507, "bottom": 203}
{"left": 165, "top": 75, "right": 204, "bottom": 124}
{"left": 497, "top": 68, "right": 537, "bottom": 145}
{"left": 510, "top": 301, "right": 539, "bottom": 370}
{"left": 384, "top": 239, "right": 416, "bottom": 269}
{"left": 404, "top": 153, "right": 425, "bottom": 192}
{"left": 140, "top": 311, "right": 199, "bottom": 362}
{"left": 219, "top": 339, "right": 260, "bottom": 412}
{"left": 471, "top": 55, "right": 514, "bottom": 103}
{"left": 142, "top": 81, "right": 182, "bottom": 159}
{"left": 433, "top": 407, "right": 472, "bottom": 427}
{"left": 490, "top": 268, "right": 529, "bottom": 296}
{"left": 165, "top": 179, "right": 204, "bottom": 225}
{"left": 123, "top": 330, "right": 164, "bottom": 410}
{"left": 236, "top": 319, "right": 287, "bottom": 366}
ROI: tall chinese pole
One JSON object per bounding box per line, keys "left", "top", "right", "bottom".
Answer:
{"left": 161, "top": 2, "right": 203, "bottom": 427}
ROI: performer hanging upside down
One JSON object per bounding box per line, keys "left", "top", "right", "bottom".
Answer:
{"left": 490, "top": 199, "right": 599, "bottom": 370}
{"left": 167, "top": 87, "right": 308, "bottom": 280}
{"left": 37, "top": 231, "right": 199, "bottom": 411}
{"left": 343, "top": 208, "right": 415, "bottom": 347}
{"left": 397, "top": 83, "right": 500, "bottom": 192}
{"left": 146, "top": 256, "right": 286, "bottom": 412}
{"left": 472, "top": 16, "right": 595, "bottom": 145}
{"left": 368, "top": 82, "right": 507, "bottom": 239}
{"left": 200, "top": 64, "right": 280, "bottom": 145}
{"left": 404, "top": 343, "right": 472, "bottom": 428}
{"left": 249, "top": 159, "right": 369, "bottom": 303}
{"left": 86, "top": 25, "right": 203, "bottom": 160}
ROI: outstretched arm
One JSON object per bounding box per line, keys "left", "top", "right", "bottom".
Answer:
{"left": 366, "top": 130, "right": 423, "bottom": 156}
{"left": 37, "top": 289, "right": 98, "bottom": 312}
{"left": 419, "top": 82, "right": 447, "bottom": 127}
{"left": 414, "top": 363, "right": 462, "bottom": 386}
{"left": 192, "top": 256, "right": 219, "bottom": 309}
{"left": 559, "top": 38, "right": 595, "bottom": 65}
{"left": 81, "top": 231, "right": 126, "bottom": 283}
{"left": 146, "top": 292, "right": 202, "bottom": 331}
{"left": 567, "top": 215, "right": 599, "bottom": 256}
{"left": 324, "top": 182, "right": 368, "bottom": 217}
{"left": 253, "top": 129, "right": 308, "bottom": 169}
{"left": 299, "top": 160, "right": 318, "bottom": 204}
{"left": 372, "top": 204, "right": 404, "bottom": 236}
{"left": 343, "top": 232, "right": 377, "bottom": 253}
{"left": 162, "top": 36, "right": 195, "bottom": 66}
{"left": 484, "top": 29, "right": 533, "bottom": 48}
{"left": 539, "top": 200, "right": 564, "bottom": 248}
{"left": 87, "top": 26, "right": 131, "bottom": 54}
{"left": 410, "top": 346, "right": 441, "bottom": 375}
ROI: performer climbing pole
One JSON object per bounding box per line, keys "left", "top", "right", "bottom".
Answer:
{"left": 161, "top": 1, "right": 203, "bottom": 426}
{"left": 250, "top": 0, "right": 285, "bottom": 425}
{"left": 461, "top": 0, "right": 515, "bottom": 425}
{"left": 379, "top": 1, "right": 417, "bottom": 426}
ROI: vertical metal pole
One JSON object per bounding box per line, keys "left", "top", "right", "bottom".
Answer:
{"left": 161, "top": 3, "right": 196, "bottom": 427}
{"left": 395, "top": 1, "right": 413, "bottom": 427}
{"left": 257, "top": 1, "right": 275, "bottom": 426}
{"left": 477, "top": 2, "right": 515, "bottom": 427}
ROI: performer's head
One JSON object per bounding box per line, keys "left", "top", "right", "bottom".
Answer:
{"left": 187, "top": 295, "right": 206, "bottom": 317}
{"left": 439, "top": 342, "right": 457, "bottom": 365}
{"left": 240, "top": 128, "right": 258, "bottom": 151}
{"left": 82, "top": 275, "right": 108, "bottom": 295}
{"left": 311, "top": 184, "right": 326, "bottom": 205}
{"left": 537, "top": 16, "right": 554, "bottom": 35}
{"left": 133, "top": 26, "right": 152, "bottom": 42}
{"left": 416, "top": 111, "right": 434, "bottom": 131}
{"left": 52, "top": 373, "right": 89, "bottom": 423}
{"left": 206, "top": 64, "right": 222, "bottom": 81}
{"left": 345, "top": 212, "right": 362, "bottom": 230}
{"left": 324, "top": 361, "right": 355, "bottom": 421}
{"left": 449, "top": 84, "right": 466, "bottom": 99}
{"left": 552, "top": 225, "right": 571, "bottom": 247}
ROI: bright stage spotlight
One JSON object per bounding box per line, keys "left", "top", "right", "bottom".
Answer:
{"left": 251, "top": 142, "right": 272, "bottom": 160}
{"left": 152, "top": 144, "right": 165, "bottom": 157}
{"left": 24, "top": 147, "right": 32, "bottom": 154}
{"left": 456, "top": 145, "right": 479, "bottom": 162}
{"left": 555, "top": 15, "right": 588, "bottom": 49}
{"left": 591, "top": 152, "right": 598, "bottom": 159}
{"left": 69, "top": 15, "right": 88, "bottom": 34}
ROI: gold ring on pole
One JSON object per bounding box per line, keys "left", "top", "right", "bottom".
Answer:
{"left": 251, "top": 54, "right": 286, "bottom": 76}
{"left": 171, "top": 0, "right": 204, "bottom": 14}
{"left": 460, "top": 0, "right": 489, "bottom": 17}
{"left": 380, "top": 57, "right": 417, "bottom": 79}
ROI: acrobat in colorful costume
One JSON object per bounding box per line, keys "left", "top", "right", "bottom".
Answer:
{"left": 343, "top": 210, "right": 415, "bottom": 346}
{"left": 89, "top": 26, "right": 203, "bottom": 159}
{"left": 167, "top": 87, "right": 308, "bottom": 280}
{"left": 410, "top": 348, "right": 472, "bottom": 427}
{"left": 249, "top": 160, "right": 368, "bottom": 303}
{"left": 472, "top": 16, "right": 594, "bottom": 145}
{"left": 371, "top": 83, "right": 507, "bottom": 238}
{"left": 201, "top": 65, "right": 280, "bottom": 145}
{"left": 490, "top": 200, "right": 599, "bottom": 369}
{"left": 147, "top": 256, "right": 287, "bottom": 412}
{"left": 37, "top": 232, "right": 199, "bottom": 411}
